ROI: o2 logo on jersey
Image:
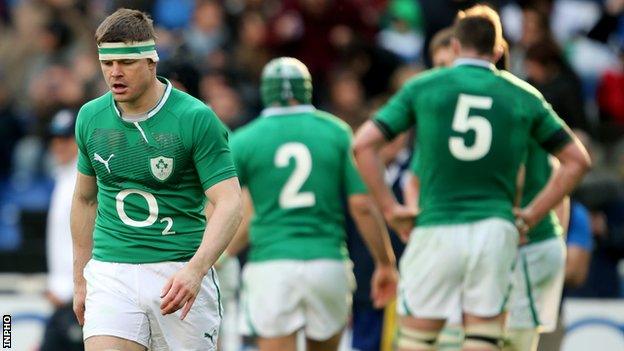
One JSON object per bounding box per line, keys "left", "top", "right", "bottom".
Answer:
{"left": 150, "top": 156, "right": 174, "bottom": 182}
{"left": 116, "top": 189, "right": 175, "bottom": 235}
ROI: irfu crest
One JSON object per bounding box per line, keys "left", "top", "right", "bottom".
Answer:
{"left": 150, "top": 156, "right": 174, "bottom": 181}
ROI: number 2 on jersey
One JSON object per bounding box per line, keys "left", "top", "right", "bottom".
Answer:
{"left": 275, "top": 143, "right": 316, "bottom": 209}
{"left": 449, "top": 94, "right": 493, "bottom": 161}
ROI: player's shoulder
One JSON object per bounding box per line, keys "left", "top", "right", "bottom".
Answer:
{"left": 400, "top": 67, "right": 448, "bottom": 90}
{"left": 495, "top": 70, "right": 545, "bottom": 101}
{"left": 386, "top": 68, "right": 450, "bottom": 101}
{"left": 77, "top": 92, "right": 112, "bottom": 128}
{"left": 311, "top": 109, "right": 353, "bottom": 134}
{"left": 230, "top": 119, "right": 256, "bottom": 142}
{"left": 166, "top": 88, "right": 216, "bottom": 120}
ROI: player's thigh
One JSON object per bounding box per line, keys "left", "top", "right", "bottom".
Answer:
{"left": 463, "top": 218, "right": 519, "bottom": 317}
{"left": 398, "top": 225, "right": 464, "bottom": 319}
{"left": 257, "top": 333, "right": 297, "bottom": 351}
{"left": 85, "top": 335, "right": 147, "bottom": 351}
{"left": 139, "top": 262, "right": 222, "bottom": 351}
{"left": 302, "top": 260, "right": 355, "bottom": 341}
{"left": 239, "top": 260, "right": 304, "bottom": 338}
{"left": 306, "top": 329, "right": 344, "bottom": 351}
{"left": 82, "top": 260, "right": 150, "bottom": 348}
{"left": 507, "top": 237, "right": 566, "bottom": 332}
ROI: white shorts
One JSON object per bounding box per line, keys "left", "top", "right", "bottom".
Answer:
{"left": 83, "top": 259, "right": 222, "bottom": 350}
{"left": 239, "top": 259, "right": 355, "bottom": 340}
{"left": 398, "top": 217, "right": 518, "bottom": 319}
{"left": 215, "top": 255, "right": 240, "bottom": 302}
{"left": 506, "top": 237, "right": 566, "bottom": 332}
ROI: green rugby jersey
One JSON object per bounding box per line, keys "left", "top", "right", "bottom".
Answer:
{"left": 375, "top": 59, "right": 572, "bottom": 226}
{"left": 522, "top": 141, "right": 563, "bottom": 244}
{"left": 230, "top": 105, "right": 367, "bottom": 262}
{"left": 75, "top": 78, "right": 237, "bottom": 263}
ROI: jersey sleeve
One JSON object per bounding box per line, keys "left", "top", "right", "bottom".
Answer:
{"left": 373, "top": 83, "right": 416, "bottom": 140}
{"left": 341, "top": 128, "right": 368, "bottom": 195}
{"left": 75, "top": 107, "right": 95, "bottom": 176}
{"left": 530, "top": 96, "right": 573, "bottom": 154}
{"left": 229, "top": 130, "right": 247, "bottom": 187}
{"left": 192, "top": 109, "right": 238, "bottom": 191}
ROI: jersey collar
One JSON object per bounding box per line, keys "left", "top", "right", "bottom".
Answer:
{"left": 453, "top": 58, "right": 496, "bottom": 71}
{"left": 112, "top": 76, "right": 172, "bottom": 122}
{"left": 261, "top": 104, "right": 316, "bottom": 117}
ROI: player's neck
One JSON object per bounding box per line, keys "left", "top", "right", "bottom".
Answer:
{"left": 457, "top": 50, "right": 494, "bottom": 64}
{"left": 118, "top": 78, "right": 166, "bottom": 117}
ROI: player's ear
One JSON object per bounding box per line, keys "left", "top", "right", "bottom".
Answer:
{"left": 492, "top": 44, "right": 504, "bottom": 64}
{"left": 147, "top": 58, "right": 157, "bottom": 71}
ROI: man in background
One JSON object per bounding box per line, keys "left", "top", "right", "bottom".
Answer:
{"left": 40, "top": 109, "right": 83, "bottom": 351}
{"left": 229, "top": 57, "right": 398, "bottom": 351}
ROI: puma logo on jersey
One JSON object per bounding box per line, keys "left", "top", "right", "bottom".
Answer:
{"left": 94, "top": 153, "right": 114, "bottom": 173}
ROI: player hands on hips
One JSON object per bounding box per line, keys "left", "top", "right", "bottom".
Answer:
{"left": 353, "top": 5, "right": 590, "bottom": 351}
{"left": 70, "top": 9, "right": 242, "bottom": 351}
{"left": 227, "top": 57, "right": 398, "bottom": 351}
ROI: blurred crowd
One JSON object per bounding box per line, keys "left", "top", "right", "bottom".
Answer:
{"left": 2, "top": 0, "right": 624, "bottom": 300}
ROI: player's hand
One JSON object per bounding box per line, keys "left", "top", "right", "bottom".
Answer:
{"left": 160, "top": 264, "right": 204, "bottom": 320}
{"left": 384, "top": 205, "right": 417, "bottom": 241}
{"left": 370, "top": 264, "right": 398, "bottom": 308}
{"left": 513, "top": 207, "right": 536, "bottom": 244}
{"left": 73, "top": 282, "right": 87, "bottom": 326}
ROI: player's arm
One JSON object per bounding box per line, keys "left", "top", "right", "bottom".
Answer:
{"left": 403, "top": 172, "right": 420, "bottom": 215}
{"left": 70, "top": 172, "right": 97, "bottom": 325}
{"left": 161, "top": 178, "right": 242, "bottom": 319}
{"left": 161, "top": 110, "right": 242, "bottom": 319}
{"left": 348, "top": 193, "right": 398, "bottom": 308}
{"left": 354, "top": 122, "right": 415, "bottom": 238}
{"left": 555, "top": 197, "right": 571, "bottom": 234}
{"left": 518, "top": 136, "right": 590, "bottom": 231}
{"left": 192, "top": 178, "right": 243, "bottom": 273}
{"left": 548, "top": 156, "right": 571, "bottom": 233}
{"left": 348, "top": 193, "right": 395, "bottom": 267}
{"left": 354, "top": 122, "right": 397, "bottom": 214}
{"left": 225, "top": 187, "right": 253, "bottom": 257}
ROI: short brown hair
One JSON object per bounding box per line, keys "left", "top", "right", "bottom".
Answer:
{"left": 95, "top": 8, "right": 156, "bottom": 44}
{"left": 454, "top": 5, "right": 502, "bottom": 56}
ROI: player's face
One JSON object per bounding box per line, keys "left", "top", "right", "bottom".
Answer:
{"left": 432, "top": 46, "right": 455, "bottom": 68}
{"left": 100, "top": 59, "right": 155, "bottom": 103}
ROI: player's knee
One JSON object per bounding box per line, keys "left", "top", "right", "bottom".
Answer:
{"left": 463, "top": 321, "right": 504, "bottom": 351}
{"left": 437, "top": 326, "right": 464, "bottom": 350}
{"left": 397, "top": 326, "right": 439, "bottom": 351}
{"left": 504, "top": 328, "right": 539, "bottom": 351}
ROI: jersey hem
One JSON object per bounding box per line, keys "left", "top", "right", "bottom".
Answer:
{"left": 91, "top": 254, "right": 195, "bottom": 264}
{"left": 247, "top": 255, "right": 347, "bottom": 262}
{"left": 416, "top": 214, "right": 515, "bottom": 227}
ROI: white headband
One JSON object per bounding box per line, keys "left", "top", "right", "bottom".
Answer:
{"left": 98, "top": 40, "right": 159, "bottom": 62}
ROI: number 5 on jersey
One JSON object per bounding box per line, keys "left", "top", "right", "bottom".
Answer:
{"left": 449, "top": 94, "right": 493, "bottom": 161}
{"left": 275, "top": 142, "right": 316, "bottom": 209}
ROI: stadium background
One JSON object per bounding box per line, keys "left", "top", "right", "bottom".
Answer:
{"left": 1, "top": 0, "right": 624, "bottom": 350}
